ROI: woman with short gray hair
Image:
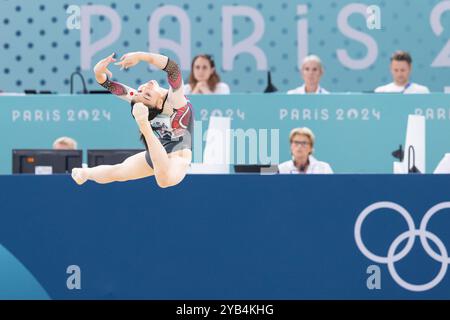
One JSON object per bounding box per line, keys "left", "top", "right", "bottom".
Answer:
{"left": 278, "top": 127, "right": 333, "bottom": 174}
{"left": 287, "top": 55, "right": 329, "bottom": 94}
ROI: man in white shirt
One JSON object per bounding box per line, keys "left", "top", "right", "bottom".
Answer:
{"left": 375, "top": 51, "right": 430, "bottom": 94}
{"left": 278, "top": 127, "right": 333, "bottom": 174}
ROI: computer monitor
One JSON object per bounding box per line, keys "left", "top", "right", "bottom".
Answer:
{"left": 12, "top": 149, "right": 82, "bottom": 174}
{"left": 87, "top": 149, "right": 145, "bottom": 167}
{"left": 88, "top": 90, "right": 111, "bottom": 94}
{"left": 233, "top": 164, "right": 279, "bottom": 174}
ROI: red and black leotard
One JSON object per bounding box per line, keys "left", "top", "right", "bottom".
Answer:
{"left": 99, "top": 57, "right": 194, "bottom": 167}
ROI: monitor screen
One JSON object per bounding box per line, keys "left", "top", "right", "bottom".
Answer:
{"left": 233, "top": 164, "right": 279, "bottom": 174}
{"left": 87, "top": 149, "right": 145, "bottom": 167}
{"left": 12, "top": 149, "right": 82, "bottom": 174}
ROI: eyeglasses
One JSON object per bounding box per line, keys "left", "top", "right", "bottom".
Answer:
{"left": 292, "top": 140, "right": 311, "bottom": 147}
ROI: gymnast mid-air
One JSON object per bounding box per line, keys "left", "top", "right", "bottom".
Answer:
{"left": 71, "top": 51, "right": 193, "bottom": 188}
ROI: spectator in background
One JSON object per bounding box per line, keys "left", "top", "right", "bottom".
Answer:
{"left": 53, "top": 136, "right": 78, "bottom": 150}
{"left": 375, "top": 51, "right": 430, "bottom": 94}
{"left": 184, "top": 54, "right": 230, "bottom": 94}
{"left": 278, "top": 127, "right": 333, "bottom": 174}
{"left": 287, "top": 55, "right": 329, "bottom": 94}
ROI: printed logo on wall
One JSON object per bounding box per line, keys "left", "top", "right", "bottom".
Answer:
{"left": 355, "top": 201, "right": 450, "bottom": 292}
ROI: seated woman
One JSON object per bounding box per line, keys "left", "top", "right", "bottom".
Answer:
{"left": 278, "top": 127, "right": 333, "bottom": 174}
{"left": 184, "top": 54, "right": 230, "bottom": 94}
{"left": 287, "top": 55, "right": 329, "bottom": 94}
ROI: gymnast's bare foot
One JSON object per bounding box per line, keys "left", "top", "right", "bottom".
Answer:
{"left": 71, "top": 168, "right": 88, "bottom": 185}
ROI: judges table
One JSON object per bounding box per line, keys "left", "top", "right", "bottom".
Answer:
{"left": 1, "top": 93, "right": 450, "bottom": 175}
{"left": 0, "top": 174, "right": 449, "bottom": 299}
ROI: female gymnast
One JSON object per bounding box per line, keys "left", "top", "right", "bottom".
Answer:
{"left": 71, "top": 52, "right": 193, "bottom": 188}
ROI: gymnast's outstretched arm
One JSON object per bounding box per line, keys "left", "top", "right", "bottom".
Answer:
{"left": 117, "top": 52, "right": 187, "bottom": 109}
{"left": 93, "top": 53, "right": 137, "bottom": 102}
{"left": 143, "top": 53, "right": 187, "bottom": 109}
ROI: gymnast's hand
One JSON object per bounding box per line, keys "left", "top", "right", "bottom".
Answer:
{"left": 93, "top": 53, "right": 116, "bottom": 82}
{"left": 115, "top": 52, "right": 145, "bottom": 70}
{"left": 132, "top": 95, "right": 150, "bottom": 124}
{"left": 193, "top": 81, "right": 212, "bottom": 94}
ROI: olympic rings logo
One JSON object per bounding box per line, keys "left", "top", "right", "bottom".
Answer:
{"left": 354, "top": 201, "right": 450, "bottom": 292}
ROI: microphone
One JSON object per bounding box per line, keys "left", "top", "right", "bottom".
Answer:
{"left": 408, "top": 145, "right": 421, "bottom": 173}
{"left": 264, "top": 71, "right": 278, "bottom": 93}
{"left": 70, "top": 71, "right": 88, "bottom": 94}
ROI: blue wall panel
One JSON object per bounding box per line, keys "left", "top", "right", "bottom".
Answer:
{"left": 0, "top": 175, "right": 449, "bottom": 299}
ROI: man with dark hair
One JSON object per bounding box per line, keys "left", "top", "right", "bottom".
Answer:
{"left": 375, "top": 50, "right": 430, "bottom": 94}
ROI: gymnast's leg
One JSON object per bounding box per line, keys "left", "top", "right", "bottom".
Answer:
{"left": 140, "top": 126, "right": 191, "bottom": 188}
{"left": 71, "top": 151, "right": 153, "bottom": 185}
{"left": 136, "top": 125, "right": 191, "bottom": 189}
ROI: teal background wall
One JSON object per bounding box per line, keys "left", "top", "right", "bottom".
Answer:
{"left": 1, "top": 0, "right": 450, "bottom": 94}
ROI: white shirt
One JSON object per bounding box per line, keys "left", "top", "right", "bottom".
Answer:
{"left": 278, "top": 156, "right": 333, "bottom": 174}
{"left": 287, "top": 84, "right": 329, "bottom": 95}
{"left": 375, "top": 82, "right": 430, "bottom": 94}
{"left": 184, "top": 82, "right": 230, "bottom": 95}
